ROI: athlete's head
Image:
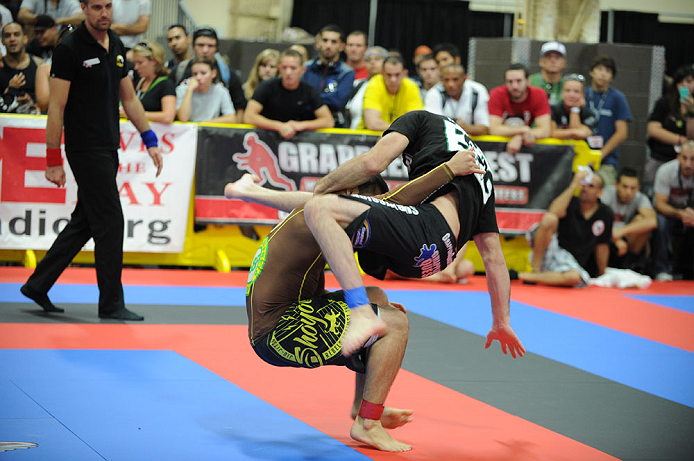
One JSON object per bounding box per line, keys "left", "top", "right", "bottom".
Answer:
{"left": 354, "top": 175, "right": 389, "bottom": 196}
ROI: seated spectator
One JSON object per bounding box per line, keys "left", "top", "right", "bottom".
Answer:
{"left": 515, "top": 168, "right": 613, "bottom": 286}
{"left": 288, "top": 44, "right": 308, "bottom": 63}
{"left": 176, "top": 56, "right": 236, "bottom": 124}
{"left": 359, "top": 54, "right": 423, "bottom": 131}
{"left": 431, "top": 42, "right": 461, "bottom": 70}
{"left": 644, "top": 65, "right": 694, "bottom": 192}
{"left": 302, "top": 24, "right": 354, "bottom": 128}
{"left": 585, "top": 55, "right": 632, "bottom": 186}
{"left": 345, "top": 30, "right": 368, "bottom": 81}
{"left": 415, "top": 53, "right": 441, "bottom": 102}
{"left": 244, "top": 48, "right": 333, "bottom": 139}
{"left": 488, "top": 63, "right": 551, "bottom": 154}
{"left": 409, "top": 44, "right": 432, "bottom": 87}
{"left": 651, "top": 141, "right": 694, "bottom": 281}
{"left": 111, "top": 0, "right": 150, "bottom": 54}
{"left": 550, "top": 73, "right": 596, "bottom": 140}
{"left": 120, "top": 40, "right": 175, "bottom": 124}
{"left": 18, "top": 0, "right": 83, "bottom": 27}
{"left": 242, "top": 48, "right": 279, "bottom": 100}
{"left": 179, "top": 27, "right": 247, "bottom": 121}
{"left": 529, "top": 41, "right": 566, "bottom": 106}
{"left": 0, "top": 22, "right": 43, "bottom": 114}
{"left": 26, "top": 14, "right": 59, "bottom": 63}
{"left": 424, "top": 63, "right": 489, "bottom": 136}
{"left": 165, "top": 24, "right": 192, "bottom": 86}
{"left": 600, "top": 168, "right": 657, "bottom": 271}
{"left": 345, "top": 45, "right": 387, "bottom": 130}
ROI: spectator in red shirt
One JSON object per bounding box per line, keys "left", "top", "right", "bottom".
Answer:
{"left": 488, "top": 63, "right": 551, "bottom": 153}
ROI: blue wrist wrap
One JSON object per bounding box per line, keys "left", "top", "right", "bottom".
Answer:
{"left": 141, "top": 129, "right": 158, "bottom": 149}
{"left": 344, "top": 286, "right": 369, "bottom": 309}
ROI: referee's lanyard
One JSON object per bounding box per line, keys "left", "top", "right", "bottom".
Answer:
{"left": 587, "top": 87, "right": 610, "bottom": 134}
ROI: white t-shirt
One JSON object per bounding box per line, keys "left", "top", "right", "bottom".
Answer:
{"left": 654, "top": 159, "right": 694, "bottom": 209}
{"left": 0, "top": 4, "right": 12, "bottom": 27}
{"left": 600, "top": 185, "right": 652, "bottom": 228}
{"left": 424, "top": 79, "right": 490, "bottom": 127}
{"left": 19, "top": 0, "right": 81, "bottom": 19}
{"left": 176, "top": 82, "right": 235, "bottom": 123}
{"left": 345, "top": 78, "right": 369, "bottom": 130}
{"left": 112, "top": 0, "right": 151, "bottom": 49}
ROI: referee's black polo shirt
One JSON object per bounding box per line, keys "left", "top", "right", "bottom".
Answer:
{"left": 50, "top": 22, "right": 127, "bottom": 154}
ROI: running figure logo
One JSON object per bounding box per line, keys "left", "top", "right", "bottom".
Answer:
{"left": 232, "top": 132, "right": 296, "bottom": 191}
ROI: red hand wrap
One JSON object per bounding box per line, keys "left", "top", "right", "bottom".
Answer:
{"left": 358, "top": 399, "right": 384, "bottom": 420}
{"left": 46, "top": 148, "right": 63, "bottom": 167}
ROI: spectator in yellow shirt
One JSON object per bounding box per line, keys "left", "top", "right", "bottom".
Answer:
{"left": 359, "top": 55, "right": 423, "bottom": 131}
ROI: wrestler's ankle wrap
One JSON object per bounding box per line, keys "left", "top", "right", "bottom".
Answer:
{"left": 46, "top": 148, "right": 63, "bottom": 166}
{"left": 141, "top": 129, "right": 158, "bottom": 149}
{"left": 344, "top": 286, "right": 368, "bottom": 309}
{"left": 358, "top": 399, "right": 384, "bottom": 420}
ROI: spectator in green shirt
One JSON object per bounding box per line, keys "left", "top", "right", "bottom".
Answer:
{"left": 529, "top": 41, "right": 566, "bottom": 106}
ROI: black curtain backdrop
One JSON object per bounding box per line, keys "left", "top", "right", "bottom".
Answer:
{"left": 600, "top": 11, "right": 694, "bottom": 76}
{"left": 291, "top": 0, "right": 471, "bottom": 75}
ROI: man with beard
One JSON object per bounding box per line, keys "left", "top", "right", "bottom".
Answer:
{"left": 165, "top": 24, "right": 191, "bottom": 85}
{"left": 488, "top": 63, "right": 551, "bottom": 154}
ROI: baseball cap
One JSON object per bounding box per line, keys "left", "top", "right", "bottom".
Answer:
{"left": 33, "top": 14, "right": 56, "bottom": 30}
{"left": 193, "top": 26, "right": 218, "bottom": 42}
{"left": 541, "top": 41, "right": 566, "bottom": 58}
{"left": 365, "top": 46, "right": 388, "bottom": 60}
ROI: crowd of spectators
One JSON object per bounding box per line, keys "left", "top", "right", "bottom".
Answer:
{"left": 0, "top": 6, "right": 691, "bottom": 281}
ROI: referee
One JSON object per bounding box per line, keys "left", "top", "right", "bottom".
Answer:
{"left": 20, "top": 0, "right": 163, "bottom": 321}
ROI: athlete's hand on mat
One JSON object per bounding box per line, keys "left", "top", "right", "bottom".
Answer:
{"left": 147, "top": 146, "right": 163, "bottom": 177}
{"left": 45, "top": 165, "right": 66, "bottom": 187}
{"left": 389, "top": 301, "right": 407, "bottom": 314}
{"left": 485, "top": 324, "right": 525, "bottom": 358}
{"left": 447, "top": 148, "right": 486, "bottom": 176}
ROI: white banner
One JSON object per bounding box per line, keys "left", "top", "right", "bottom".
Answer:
{"left": 0, "top": 116, "right": 197, "bottom": 252}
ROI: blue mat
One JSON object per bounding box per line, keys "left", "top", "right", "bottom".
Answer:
{"left": 628, "top": 295, "right": 694, "bottom": 314}
{"left": 0, "top": 349, "right": 369, "bottom": 461}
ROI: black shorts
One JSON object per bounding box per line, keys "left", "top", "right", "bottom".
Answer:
{"left": 252, "top": 291, "right": 378, "bottom": 374}
{"left": 343, "top": 195, "right": 457, "bottom": 280}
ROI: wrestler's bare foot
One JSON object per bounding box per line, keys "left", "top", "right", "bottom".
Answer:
{"left": 351, "top": 416, "right": 411, "bottom": 452}
{"left": 224, "top": 173, "right": 260, "bottom": 199}
{"left": 342, "top": 305, "right": 386, "bottom": 357}
{"left": 351, "top": 406, "right": 413, "bottom": 429}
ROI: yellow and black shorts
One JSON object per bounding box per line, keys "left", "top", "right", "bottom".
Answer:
{"left": 252, "top": 291, "right": 378, "bottom": 374}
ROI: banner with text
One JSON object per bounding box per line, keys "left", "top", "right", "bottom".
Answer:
{"left": 194, "top": 127, "right": 576, "bottom": 233}
{"left": 0, "top": 116, "right": 197, "bottom": 252}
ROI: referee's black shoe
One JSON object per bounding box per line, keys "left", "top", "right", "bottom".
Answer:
{"left": 20, "top": 284, "right": 64, "bottom": 313}
{"left": 99, "top": 308, "right": 144, "bottom": 321}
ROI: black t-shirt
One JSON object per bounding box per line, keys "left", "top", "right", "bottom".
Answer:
{"left": 647, "top": 97, "right": 686, "bottom": 162}
{"left": 137, "top": 76, "right": 175, "bottom": 112}
{"left": 550, "top": 104, "right": 597, "bottom": 131}
{"left": 557, "top": 196, "right": 614, "bottom": 277}
{"left": 0, "top": 55, "right": 39, "bottom": 100}
{"left": 384, "top": 110, "right": 499, "bottom": 248}
{"left": 50, "top": 23, "right": 127, "bottom": 153}
{"left": 26, "top": 38, "right": 53, "bottom": 62}
{"left": 252, "top": 78, "right": 325, "bottom": 122}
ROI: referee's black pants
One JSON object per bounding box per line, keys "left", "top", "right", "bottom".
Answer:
{"left": 24, "top": 150, "right": 125, "bottom": 315}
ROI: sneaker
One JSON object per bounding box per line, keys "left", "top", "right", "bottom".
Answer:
{"left": 655, "top": 272, "right": 673, "bottom": 282}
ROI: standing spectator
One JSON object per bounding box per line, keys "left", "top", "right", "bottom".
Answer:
{"left": 359, "top": 54, "right": 422, "bottom": 131}
{"left": 425, "top": 63, "right": 489, "bottom": 136}
{"left": 600, "top": 168, "right": 656, "bottom": 271}
{"left": 288, "top": 44, "right": 308, "bottom": 63}
{"left": 121, "top": 40, "right": 175, "bottom": 124}
{"left": 488, "top": 63, "right": 551, "bottom": 154}
{"left": 20, "top": 0, "right": 162, "bottom": 320}
{"left": 651, "top": 141, "right": 694, "bottom": 281}
{"left": 26, "top": 14, "right": 59, "bottom": 63}
{"left": 176, "top": 56, "right": 235, "bottom": 124}
{"left": 415, "top": 54, "right": 440, "bottom": 102}
{"left": 165, "top": 24, "right": 191, "bottom": 86}
{"left": 431, "top": 42, "right": 461, "bottom": 70}
{"left": 34, "top": 22, "right": 75, "bottom": 113}
{"left": 550, "top": 73, "right": 596, "bottom": 140}
{"left": 111, "top": 0, "right": 150, "bottom": 53}
{"left": 244, "top": 48, "right": 333, "bottom": 139}
{"left": 345, "top": 30, "right": 368, "bottom": 81}
{"left": 18, "top": 0, "right": 83, "bottom": 27}
{"left": 517, "top": 169, "right": 613, "bottom": 286}
{"left": 242, "top": 48, "right": 279, "bottom": 100}
{"left": 529, "top": 41, "right": 566, "bottom": 106}
{"left": 644, "top": 65, "right": 694, "bottom": 191}
{"left": 412, "top": 44, "right": 432, "bottom": 70}
{"left": 179, "top": 26, "right": 247, "bottom": 121}
{"left": 345, "top": 45, "right": 387, "bottom": 130}
{"left": 585, "top": 55, "right": 632, "bottom": 186}
{"left": 0, "top": 3, "right": 12, "bottom": 28}
{"left": 0, "top": 22, "right": 43, "bottom": 113}
{"left": 302, "top": 24, "right": 354, "bottom": 128}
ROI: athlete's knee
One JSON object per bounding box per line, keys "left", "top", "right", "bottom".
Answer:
{"left": 366, "top": 286, "right": 388, "bottom": 305}
{"left": 380, "top": 304, "right": 409, "bottom": 335}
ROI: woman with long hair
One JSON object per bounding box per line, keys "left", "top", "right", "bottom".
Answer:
{"left": 176, "top": 56, "right": 236, "bottom": 124}
{"left": 242, "top": 48, "right": 280, "bottom": 100}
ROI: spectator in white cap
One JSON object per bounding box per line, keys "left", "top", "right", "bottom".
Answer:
{"left": 529, "top": 41, "right": 567, "bottom": 106}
